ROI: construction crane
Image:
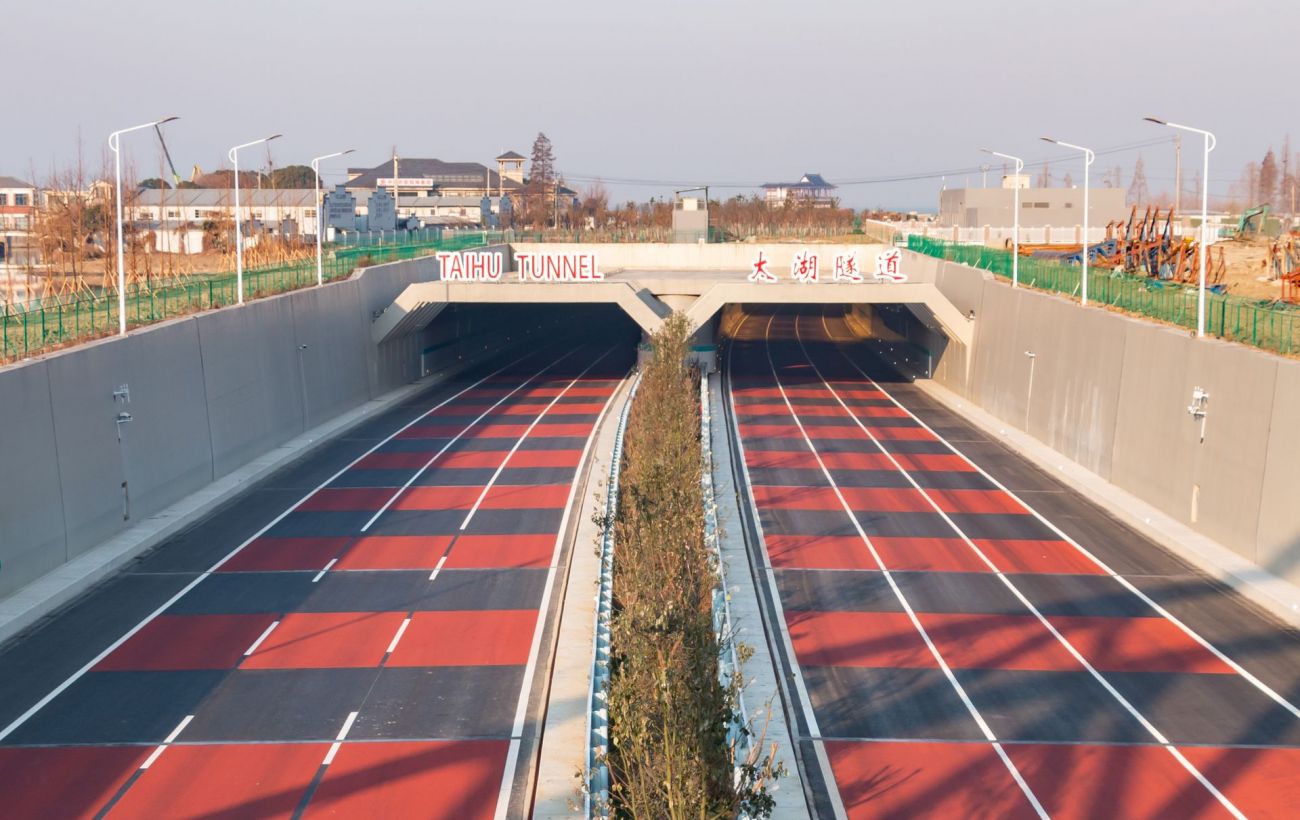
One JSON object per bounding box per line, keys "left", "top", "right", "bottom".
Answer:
{"left": 154, "top": 124, "right": 182, "bottom": 187}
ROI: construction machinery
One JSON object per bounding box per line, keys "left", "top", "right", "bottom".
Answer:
{"left": 1021, "top": 205, "right": 1226, "bottom": 289}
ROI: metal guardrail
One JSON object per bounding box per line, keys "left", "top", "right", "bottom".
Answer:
{"left": 584, "top": 373, "right": 640, "bottom": 818}
{"left": 701, "top": 372, "right": 754, "bottom": 797}
{"left": 1, "top": 232, "right": 514, "bottom": 363}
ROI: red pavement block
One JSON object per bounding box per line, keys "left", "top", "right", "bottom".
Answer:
{"left": 805, "top": 425, "right": 870, "bottom": 440}
{"left": 335, "top": 535, "right": 455, "bottom": 570}
{"left": 242, "top": 612, "right": 408, "bottom": 669}
{"left": 304, "top": 740, "right": 509, "bottom": 820}
{"left": 499, "top": 401, "right": 606, "bottom": 415}
{"left": 739, "top": 423, "right": 804, "bottom": 439}
{"left": 387, "top": 610, "right": 538, "bottom": 667}
{"left": 820, "top": 451, "right": 897, "bottom": 471}
{"left": 395, "top": 486, "right": 484, "bottom": 511}
{"left": 786, "top": 610, "right": 935, "bottom": 669}
{"left": 918, "top": 613, "right": 1082, "bottom": 672}
{"left": 528, "top": 422, "right": 596, "bottom": 437}
{"left": 835, "top": 388, "right": 887, "bottom": 399}
{"left": 742, "top": 403, "right": 844, "bottom": 418}
{"left": 975, "top": 539, "right": 1107, "bottom": 575}
{"left": 840, "top": 486, "right": 934, "bottom": 513}
{"left": 399, "top": 423, "right": 525, "bottom": 440}
{"left": 297, "top": 487, "right": 393, "bottom": 512}
{"left": 354, "top": 450, "right": 435, "bottom": 470}
{"left": 95, "top": 614, "right": 278, "bottom": 671}
{"left": 892, "top": 452, "right": 976, "bottom": 472}
{"left": 1008, "top": 743, "right": 1231, "bottom": 820}
{"left": 114, "top": 742, "right": 325, "bottom": 819}
{"left": 439, "top": 449, "right": 582, "bottom": 469}
{"left": 529, "top": 385, "right": 612, "bottom": 397}
{"left": 0, "top": 745, "right": 150, "bottom": 819}
{"left": 871, "top": 536, "right": 994, "bottom": 573}
{"left": 1179, "top": 746, "right": 1300, "bottom": 819}
{"left": 219, "top": 537, "right": 351, "bottom": 572}
{"left": 745, "top": 450, "right": 822, "bottom": 470}
{"left": 480, "top": 483, "right": 571, "bottom": 509}
{"left": 1048, "top": 615, "right": 1234, "bottom": 674}
{"left": 927, "top": 488, "right": 1028, "bottom": 515}
{"left": 445, "top": 534, "right": 556, "bottom": 569}
{"left": 846, "top": 405, "right": 911, "bottom": 419}
{"left": 765, "top": 534, "right": 880, "bottom": 571}
{"left": 865, "top": 425, "right": 935, "bottom": 441}
{"left": 751, "top": 485, "right": 842, "bottom": 510}
{"left": 825, "top": 740, "right": 1039, "bottom": 819}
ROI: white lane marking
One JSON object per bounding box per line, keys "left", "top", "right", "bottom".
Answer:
{"left": 494, "top": 368, "right": 626, "bottom": 820}
{"left": 386, "top": 617, "right": 412, "bottom": 655}
{"left": 428, "top": 554, "right": 448, "bottom": 582}
{"left": 311, "top": 558, "right": 338, "bottom": 583}
{"left": 823, "top": 308, "right": 1300, "bottom": 719}
{"left": 359, "top": 352, "right": 577, "bottom": 532}
{"left": 0, "top": 354, "right": 534, "bottom": 744}
{"left": 492, "top": 737, "right": 524, "bottom": 820}
{"left": 460, "top": 350, "right": 613, "bottom": 531}
{"left": 322, "top": 710, "right": 360, "bottom": 766}
{"left": 243, "top": 620, "right": 280, "bottom": 656}
{"left": 758, "top": 312, "right": 1048, "bottom": 820}
{"left": 139, "top": 714, "right": 194, "bottom": 770}
{"left": 800, "top": 310, "right": 1247, "bottom": 818}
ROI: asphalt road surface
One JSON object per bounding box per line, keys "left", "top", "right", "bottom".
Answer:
{"left": 0, "top": 335, "right": 634, "bottom": 819}
{"left": 723, "top": 305, "right": 1300, "bottom": 819}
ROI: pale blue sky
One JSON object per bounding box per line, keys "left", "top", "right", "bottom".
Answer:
{"left": 6, "top": 0, "right": 1297, "bottom": 209}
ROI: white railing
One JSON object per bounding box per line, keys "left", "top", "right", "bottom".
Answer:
{"left": 880, "top": 220, "right": 1205, "bottom": 247}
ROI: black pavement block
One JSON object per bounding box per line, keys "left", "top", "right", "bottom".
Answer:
{"left": 422, "top": 569, "right": 549, "bottom": 611}
{"left": 802, "top": 665, "right": 985, "bottom": 741}
{"left": 351, "top": 666, "right": 522, "bottom": 740}
{"left": 891, "top": 572, "right": 1026, "bottom": 615}
{"left": 945, "top": 513, "right": 1059, "bottom": 542}
{"left": 3, "top": 670, "right": 227, "bottom": 745}
{"left": 1103, "top": 671, "right": 1300, "bottom": 747}
{"left": 775, "top": 569, "right": 901, "bottom": 613}
{"left": 954, "top": 668, "right": 1149, "bottom": 743}
{"left": 1008, "top": 574, "right": 1157, "bottom": 619}
{"left": 182, "top": 668, "right": 379, "bottom": 742}
{"left": 167, "top": 572, "right": 318, "bottom": 616}
{"left": 300, "top": 572, "right": 432, "bottom": 613}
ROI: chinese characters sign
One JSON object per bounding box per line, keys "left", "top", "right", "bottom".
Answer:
{"left": 746, "top": 249, "right": 905, "bottom": 283}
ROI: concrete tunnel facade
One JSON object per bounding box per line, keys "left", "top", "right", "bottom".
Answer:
{"left": 369, "top": 242, "right": 973, "bottom": 372}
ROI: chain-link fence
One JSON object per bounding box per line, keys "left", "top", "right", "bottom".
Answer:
{"left": 2, "top": 231, "right": 516, "bottom": 363}
{"left": 908, "top": 235, "right": 1300, "bottom": 356}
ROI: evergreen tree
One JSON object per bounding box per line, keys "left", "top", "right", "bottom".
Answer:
{"left": 1258, "top": 148, "right": 1278, "bottom": 207}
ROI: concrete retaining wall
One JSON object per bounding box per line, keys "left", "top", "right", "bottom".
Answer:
{"left": 930, "top": 260, "right": 1300, "bottom": 584}
{"left": 0, "top": 255, "right": 451, "bottom": 599}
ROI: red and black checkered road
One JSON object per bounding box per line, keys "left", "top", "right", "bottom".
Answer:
{"left": 725, "top": 307, "right": 1300, "bottom": 819}
{"left": 0, "top": 340, "right": 633, "bottom": 819}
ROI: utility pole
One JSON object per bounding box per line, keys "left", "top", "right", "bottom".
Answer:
{"left": 1174, "top": 133, "right": 1182, "bottom": 213}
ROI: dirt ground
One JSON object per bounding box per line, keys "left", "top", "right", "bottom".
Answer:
{"left": 1219, "top": 236, "right": 1291, "bottom": 300}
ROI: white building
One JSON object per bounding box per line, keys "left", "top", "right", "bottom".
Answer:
{"left": 130, "top": 188, "right": 320, "bottom": 235}
{"left": 0, "top": 176, "right": 38, "bottom": 265}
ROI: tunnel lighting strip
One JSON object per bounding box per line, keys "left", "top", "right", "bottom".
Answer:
{"left": 584, "top": 374, "right": 639, "bottom": 819}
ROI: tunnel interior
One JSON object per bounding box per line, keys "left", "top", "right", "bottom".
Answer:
{"left": 419, "top": 303, "right": 640, "bottom": 377}
{"left": 717, "top": 303, "right": 952, "bottom": 383}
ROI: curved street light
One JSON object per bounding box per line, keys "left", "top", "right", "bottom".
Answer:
{"left": 310, "top": 149, "right": 355, "bottom": 286}
{"left": 108, "top": 116, "right": 179, "bottom": 334}
{"left": 1041, "top": 137, "right": 1095, "bottom": 306}
{"left": 228, "top": 134, "right": 282, "bottom": 304}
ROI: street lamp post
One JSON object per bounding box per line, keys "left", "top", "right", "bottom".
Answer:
{"left": 228, "top": 134, "right": 282, "bottom": 304}
{"left": 1146, "top": 117, "right": 1216, "bottom": 337}
{"left": 1041, "top": 137, "right": 1095, "bottom": 306}
{"left": 108, "top": 116, "right": 178, "bottom": 335}
{"left": 310, "top": 149, "right": 355, "bottom": 286}
{"left": 982, "top": 149, "right": 1024, "bottom": 288}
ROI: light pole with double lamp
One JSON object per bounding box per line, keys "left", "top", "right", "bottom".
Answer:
{"left": 228, "top": 134, "right": 282, "bottom": 304}
{"left": 310, "top": 149, "right": 354, "bottom": 286}
{"left": 982, "top": 148, "right": 1024, "bottom": 288}
{"left": 1041, "top": 137, "right": 1095, "bottom": 306}
{"left": 1146, "top": 117, "right": 1216, "bottom": 337}
{"left": 108, "top": 116, "right": 179, "bottom": 335}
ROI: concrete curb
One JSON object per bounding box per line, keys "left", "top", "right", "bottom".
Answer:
{"left": 0, "top": 351, "right": 498, "bottom": 649}
{"left": 708, "top": 375, "right": 810, "bottom": 819}
{"left": 533, "top": 376, "right": 634, "bottom": 818}
{"left": 914, "top": 378, "right": 1300, "bottom": 630}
